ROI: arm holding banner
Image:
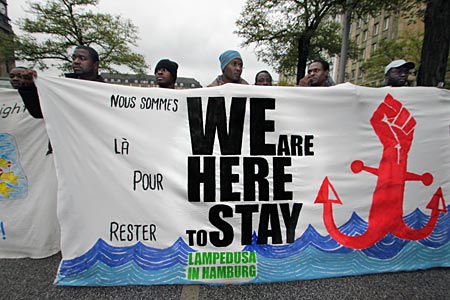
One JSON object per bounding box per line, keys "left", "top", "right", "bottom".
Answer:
{"left": 18, "top": 69, "right": 43, "bottom": 119}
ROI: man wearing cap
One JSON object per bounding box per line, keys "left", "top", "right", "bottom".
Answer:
{"left": 384, "top": 59, "right": 415, "bottom": 87}
{"left": 208, "top": 50, "right": 249, "bottom": 86}
{"left": 155, "top": 59, "right": 178, "bottom": 89}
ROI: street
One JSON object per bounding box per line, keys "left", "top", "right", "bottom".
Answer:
{"left": 1, "top": 252, "right": 449, "bottom": 300}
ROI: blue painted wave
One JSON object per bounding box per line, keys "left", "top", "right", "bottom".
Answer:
{"left": 251, "top": 240, "right": 450, "bottom": 283}
{"left": 244, "top": 206, "right": 450, "bottom": 259}
{"left": 56, "top": 206, "right": 450, "bottom": 285}
{"left": 59, "top": 237, "right": 193, "bottom": 277}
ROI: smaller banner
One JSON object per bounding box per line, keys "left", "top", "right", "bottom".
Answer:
{"left": 0, "top": 88, "right": 60, "bottom": 258}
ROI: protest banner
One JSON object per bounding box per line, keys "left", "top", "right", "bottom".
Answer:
{"left": 35, "top": 77, "right": 450, "bottom": 285}
{"left": 0, "top": 89, "right": 59, "bottom": 258}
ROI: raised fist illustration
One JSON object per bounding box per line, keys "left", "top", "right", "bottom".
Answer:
{"left": 370, "top": 94, "right": 416, "bottom": 154}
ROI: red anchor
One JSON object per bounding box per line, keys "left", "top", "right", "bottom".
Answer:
{"left": 315, "top": 94, "right": 447, "bottom": 250}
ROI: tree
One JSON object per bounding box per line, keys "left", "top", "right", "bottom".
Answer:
{"left": 416, "top": 0, "right": 450, "bottom": 86}
{"left": 236, "top": 0, "right": 348, "bottom": 83}
{"left": 361, "top": 30, "right": 423, "bottom": 86}
{"left": 0, "top": 31, "right": 15, "bottom": 72}
{"left": 14, "top": 0, "right": 148, "bottom": 74}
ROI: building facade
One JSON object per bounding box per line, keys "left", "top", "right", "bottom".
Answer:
{"left": 101, "top": 73, "right": 202, "bottom": 89}
{"left": 0, "top": 0, "right": 14, "bottom": 79}
{"left": 342, "top": 9, "right": 424, "bottom": 86}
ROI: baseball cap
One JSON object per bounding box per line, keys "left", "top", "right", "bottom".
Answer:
{"left": 384, "top": 60, "right": 415, "bottom": 75}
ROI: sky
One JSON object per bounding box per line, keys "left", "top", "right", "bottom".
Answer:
{"left": 7, "top": 0, "right": 277, "bottom": 87}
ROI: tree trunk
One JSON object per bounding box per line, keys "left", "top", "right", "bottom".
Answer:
{"left": 338, "top": 8, "right": 352, "bottom": 84}
{"left": 296, "top": 35, "right": 311, "bottom": 84}
{"left": 416, "top": 0, "right": 450, "bottom": 86}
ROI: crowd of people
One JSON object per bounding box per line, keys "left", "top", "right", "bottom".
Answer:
{"left": 7, "top": 45, "right": 421, "bottom": 121}
{"left": 9, "top": 46, "right": 419, "bottom": 92}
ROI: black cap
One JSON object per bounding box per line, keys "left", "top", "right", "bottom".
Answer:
{"left": 155, "top": 59, "right": 178, "bottom": 81}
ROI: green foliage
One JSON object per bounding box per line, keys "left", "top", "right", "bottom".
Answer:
{"left": 276, "top": 79, "right": 295, "bottom": 87}
{"left": 235, "top": 0, "right": 347, "bottom": 80}
{"left": 235, "top": 0, "right": 397, "bottom": 80}
{"left": 0, "top": 31, "right": 15, "bottom": 66}
{"left": 361, "top": 30, "right": 423, "bottom": 85}
{"left": 14, "top": 0, "right": 148, "bottom": 73}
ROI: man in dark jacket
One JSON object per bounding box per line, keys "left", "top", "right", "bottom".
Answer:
{"left": 18, "top": 46, "right": 103, "bottom": 155}
{"left": 154, "top": 59, "right": 178, "bottom": 89}
{"left": 298, "top": 59, "right": 334, "bottom": 87}
{"left": 9, "top": 67, "right": 28, "bottom": 89}
{"left": 19, "top": 45, "right": 104, "bottom": 119}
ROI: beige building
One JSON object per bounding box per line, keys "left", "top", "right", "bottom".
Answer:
{"left": 280, "top": 8, "right": 425, "bottom": 87}
{"left": 342, "top": 9, "right": 424, "bottom": 86}
{"left": 101, "top": 73, "right": 202, "bottom": 89}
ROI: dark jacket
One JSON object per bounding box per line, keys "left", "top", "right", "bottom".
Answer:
{"left": 18, "top": 73, "right": 104, "bottom": 155}
{"left": 18, "top": 73, "right": 104, "bottom": 119}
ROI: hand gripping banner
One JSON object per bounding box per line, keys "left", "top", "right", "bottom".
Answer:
{"left": 36, "top": 77, "right": 450, "bottom": 285}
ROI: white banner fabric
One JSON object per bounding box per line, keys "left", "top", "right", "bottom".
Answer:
{"left": 36, "top": 77, "right": 450, "bottom": 285}
{"left": 0, "top": 88, "right": 60, "bottom": 258}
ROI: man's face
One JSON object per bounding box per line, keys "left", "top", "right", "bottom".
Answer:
{"left": 9, "top": 68, "right": 26, "bottom": 89}
{"left": 72, "top": 49, "right": 98, "bottom": 78}
{"left": 155, "top": 68, "right": 174, "bottom": 88}
{"left": 307, "top": 62, "right": 329, "bottom": 86}
{"left": 222, "top": 58, "right": 243, "bottom": 83}
{"left": 385, "top": 67, "right": 410, "bottom": 87}
{"left": 256, "top": 72, "right": 272, "bottom": 86}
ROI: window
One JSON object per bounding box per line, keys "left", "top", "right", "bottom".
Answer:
{"left": 373, "top": 23, "right": 379, "bottom": 35}
{"left": 384, "top": 17, "right": 389, "bottom": 30}
{"left": 351, "top": 70, "right": 355, "bottom": 80}
{"left": 358, "top": 68, "right": 364, "bottom": 78}
{"left": 355, "top": 34, "right": 360, "bottom": 43}
{"left": 372, "top": 43, "right": 377, "bottom": 52}
{"left": 362, "top": 49, "right": 366, "bottom": 59}
{"left": 357, "top": 18, "right": 362, "bottom": 28}
{"left": 365, "top": 14, "right": 369, "bottom": 23}
{"left": 363, "top": 30, "right": 368, "bottom": 41}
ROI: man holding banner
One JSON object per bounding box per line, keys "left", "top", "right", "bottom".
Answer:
{"left": 18, "top": 45, "right": 104, "bottom": 119}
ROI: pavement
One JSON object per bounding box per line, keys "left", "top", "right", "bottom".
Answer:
{"left": 1, "top": 252, "right": 449, "bottom": 300}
